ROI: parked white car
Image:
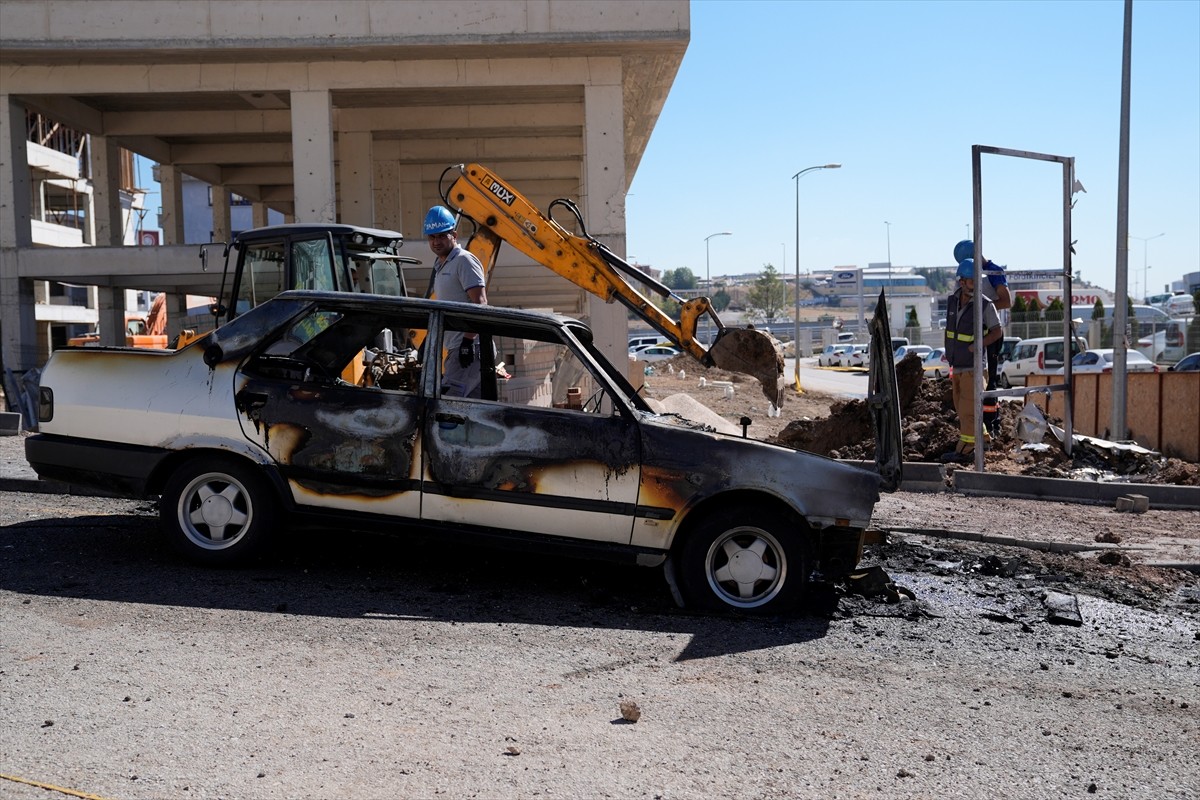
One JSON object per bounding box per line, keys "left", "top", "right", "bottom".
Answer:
{"left": 633, "top": 345, "right": 682, "bottom": 363}
{"left": 997, "top": 336, "right": 1085, "bottom": 388}
{"left": 818, "top": 343, "right": 853, "bottom": 367}
{"left": 838, "top": 344, "right": 869, "bottom": 368}
{"left": 25, "top": 290, "right": 903, "bottom": 615}
{"left": 893, "top": 345, "right": 932, "bottom": 364}
{"left": 1058, "top": 349, "right": 1159, "bottom": 375}
{"left": 922, "top": 347, "right": 949, "bottom": 379}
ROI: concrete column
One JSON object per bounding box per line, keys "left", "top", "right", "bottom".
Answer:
{"left": 158, "top": 164, "right": 185, "bottom": 245}
{"left": 0, "top": 96, "right": 38, "bottom": 371}
{"left": 251, "top": 202, "right": 269, "bottom": 229}
{"left": 157, "top": 164, "right": 188, "bottom": 341}
{"left": 91, "top": 136, "right": 124, "bottom": 247}
{"left": 291, "top": 90, "right": 336, "bottom": 223}
{"left": 339, "top": 130, "right": 374, "bottom": 226}
{"left": 89, "top": 136, "right": 127, "bottom": 346}
{"left": 211, "top": 186, "right": 231, "bottom": 244}
{"left": 0, "top": 96, "right": 33, "bottom": 249}
{"left": 582, "top": 70, "right": 628, "bottom": 372}
{"left": 375, "top": 159, "right": 400, "bottom": 233}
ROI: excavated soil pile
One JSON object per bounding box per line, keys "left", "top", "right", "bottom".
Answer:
{"left": 643, "top": 352, "right": 1200, "bottom": 486}
{"left": 769, "top": 354, "right": 1200, "bottom": 485}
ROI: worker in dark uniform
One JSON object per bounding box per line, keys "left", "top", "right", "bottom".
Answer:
{"left": 943, "top": 259, "right": 1003, "bottom": 464}
{"left": 953, "top": 240, "right": 1011, "bottom": 435}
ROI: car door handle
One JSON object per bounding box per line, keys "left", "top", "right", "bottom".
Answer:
{"left": 435, "top": 412, "right": 466, "bottom": 426}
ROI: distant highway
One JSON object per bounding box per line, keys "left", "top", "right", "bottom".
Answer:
{"left": 785, "top": 357, "right": 868, "bottom": 399}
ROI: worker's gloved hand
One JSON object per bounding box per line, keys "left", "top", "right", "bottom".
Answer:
{"left": 458, "top": 340, "right": 475, "bottom": 368}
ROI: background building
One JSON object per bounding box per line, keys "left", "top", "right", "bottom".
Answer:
{"left": 1, "top": 0, "right": 689, "bottom": 377}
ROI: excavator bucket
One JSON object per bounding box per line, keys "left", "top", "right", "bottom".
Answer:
{"left": 707, "top": 328, "right": 786, "bottom": 407}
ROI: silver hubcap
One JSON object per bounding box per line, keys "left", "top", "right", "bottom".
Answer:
{"left": 705, "top": 527, "right": 787, "bottom": 609}
{"left": 178, "top": 472, "right": 252, "bottom": 549}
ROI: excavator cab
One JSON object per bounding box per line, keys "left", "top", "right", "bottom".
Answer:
{"left": 200, "top": 223, "right": 422, "bottom": 326}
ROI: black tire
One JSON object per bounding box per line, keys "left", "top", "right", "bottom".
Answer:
{"left": 999, "top": 373, "right": 1012, "bottom": 389}
{"left": 677, "top": 507, "right": 807, "bottom": 614}
{"left": 161, "top": 457, "right": 279, "bottom": 566}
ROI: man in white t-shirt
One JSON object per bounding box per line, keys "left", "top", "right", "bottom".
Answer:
{"left": 424, "top": 205, "right": 488, "bottom": 398}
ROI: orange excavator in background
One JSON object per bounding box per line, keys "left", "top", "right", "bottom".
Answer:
{"left": 437, "top": 163, "right": 786, "bottom": 406}
{"left": 67, "top": 292, "right": 170, "bottom": 348}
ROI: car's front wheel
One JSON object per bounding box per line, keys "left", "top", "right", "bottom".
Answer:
{"left": 677, "top": 507, "right": 806, "bottom": 614}
{"left": 999, "top": 373, "right": 1012, "bottom": 389}
{"left": 161, "top": 457, "right": 278, "bottom": 566}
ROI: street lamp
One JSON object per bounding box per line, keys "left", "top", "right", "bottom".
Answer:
{"left": 793, "top": 163, "right": 841, "bottom": 391}
{"left": 1129, "top": 232, "right": 1165, "bottom": 302}
{"left": 704, "top": 231, "right": 732, "bottom": 343}
{"left": 884, "top": 221, "right": 893, "bottom": 286}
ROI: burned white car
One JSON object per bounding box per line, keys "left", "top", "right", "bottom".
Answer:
{"left": 27, "top": 291, "right": 901, "bottom": 614}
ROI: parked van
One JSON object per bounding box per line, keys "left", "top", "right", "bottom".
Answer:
{"left": 997, "top": 336, "right": 1085, "bottom": 387}
{"left": 1161, "top": 316, "right": 1196, "bottom": 364}
{"left": 1160, "top": 294, "right": 1196, "bottom": 318}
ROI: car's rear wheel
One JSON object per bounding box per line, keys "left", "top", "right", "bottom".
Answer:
{"left": 161, "top": 457, "right": 278, "bottom": 566}
{"left": 677, "top": 507, "right": 806, "bottom": 614}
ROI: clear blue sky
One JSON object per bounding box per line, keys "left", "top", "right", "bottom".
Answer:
{"left": 626, "top": 0, "right": 1200, "bottom": 300}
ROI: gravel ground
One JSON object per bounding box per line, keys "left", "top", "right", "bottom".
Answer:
{"left": 1, "top": 484, "right": 1198, "bottom": 800}
{"left": 2, "top": 379, "right": 1199, "bottom": 800}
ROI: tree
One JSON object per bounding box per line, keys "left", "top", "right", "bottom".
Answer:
{"left": 712, "top": 288, "right": 731, "bottom": 313}
{"left": 746, "top": 263, "right": 789, "bottom": 322}
{"left": 1045, "top": 298, "right": 1064, "bottom": 322}
{"left": 661, "top": 267, "right": 697, "bottom": 291}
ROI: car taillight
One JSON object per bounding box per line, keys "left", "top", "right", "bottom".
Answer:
{"left": 38, "top": 386, "right": 53, "bottom": 422}
{"left": 1038, "top": 351, "right": 1044, "bottom": 370}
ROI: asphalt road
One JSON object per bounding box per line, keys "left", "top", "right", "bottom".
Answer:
{"left": 2, "top": 489, "right": 1197, "bottom": 800}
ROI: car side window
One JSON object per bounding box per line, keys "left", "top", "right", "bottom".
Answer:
{"left": 247, "top": 306, "right": 430, "bottom": 393}
{"left": 440, "top": 315, "right": 614, "bottom": 414}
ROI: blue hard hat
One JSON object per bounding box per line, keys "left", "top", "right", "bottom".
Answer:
{"left": 953, "top": 239, "right": 974, "bottom": 264}
{"left": 423, "top": 206, "right": 457, "bottom": 236}
{"left": 956, "top": 258, "right": 976, "bottom": 280}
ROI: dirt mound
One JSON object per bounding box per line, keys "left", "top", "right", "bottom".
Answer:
{"left": 640, "top": 353, "right": 1200, "bottom": 485}
{"left": 766, "top": 355, "right": 1200, "bottom": 485}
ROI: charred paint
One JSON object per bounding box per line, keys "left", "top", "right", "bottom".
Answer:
{"left": 637, "top": 465, "right": 698, "bottom": 512}
{"left": 423, "top": 401, "right": 638, "bottom": 493}
{"left": 234, "top": 375, "right": 420, "bottom": 483}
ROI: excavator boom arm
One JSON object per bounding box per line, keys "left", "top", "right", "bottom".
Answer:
{"left": 443, "top": 164, "right": 785, "bottom": 405}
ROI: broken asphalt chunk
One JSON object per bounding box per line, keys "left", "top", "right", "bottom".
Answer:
{"left": 1042, "top": 591, "right": 1083, "bottom": 626}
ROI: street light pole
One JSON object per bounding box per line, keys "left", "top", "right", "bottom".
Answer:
{"left": 884, "top": 221, "right": 893, "bottom": 287}
{"left": 704, "top": 231, "right": 732, "bottom": 344}
{"left": 793, "top": 163, "right": 841, "bottom": 392}
{"left": 1129, "top": 232, "right": 1165, "bottom": 302}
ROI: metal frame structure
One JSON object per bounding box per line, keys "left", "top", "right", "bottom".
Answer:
{"left": 970, "top": 145, "right": 1080, "bottom": 469}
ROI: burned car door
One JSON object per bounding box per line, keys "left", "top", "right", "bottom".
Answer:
{"left": 420, "top": 313, "right": 643, "bottom": 544}
{"left": 867, "top": 290, "right": 903, "bottom": 491}
{"left": 234, "top": 302, "right": 429, "bottom": 517}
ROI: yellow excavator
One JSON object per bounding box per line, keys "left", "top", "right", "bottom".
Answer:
{"left": 437, "top": 163, "right": 786, "bottom": 407}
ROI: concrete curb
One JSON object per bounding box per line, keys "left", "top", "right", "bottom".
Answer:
{"left": 839, "top": 459, "right": 1200, "bottom": 511}
{"left": 952, "top": 469, "right": 1200, "bottom": 511}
